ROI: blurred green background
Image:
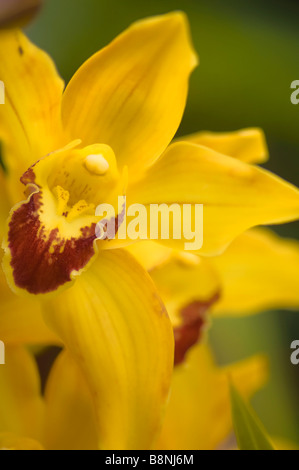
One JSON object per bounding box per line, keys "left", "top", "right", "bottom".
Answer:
{"left": 27, "top": 0, "right": 299, "bottom": 446}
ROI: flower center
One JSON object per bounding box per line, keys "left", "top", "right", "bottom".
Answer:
{"left": 47, "top": 143, "right": 120, "bottom": 212}
{"left": 20, "top": 140, "right": 127, "bottom": 238}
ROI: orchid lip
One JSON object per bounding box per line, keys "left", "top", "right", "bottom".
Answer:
{"left": 2, "top": 142, "right": 126, "bottom": 296}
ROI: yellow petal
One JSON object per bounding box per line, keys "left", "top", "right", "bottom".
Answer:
{"left": 0, "top": 266, "right": 59, "bottom": 345}
{"left": 42, "top": 249, "right": 174, "bottom": 450}
{"left": 128, "top": 244, "right": 220, "bottom": 364}
{"left": 62, "top": 12, "right": 198, "bottom": 174}
{"left": 157, "top": 343, "right": 267, "bottom": 450}
{"left": 0, "top": 29, "right": 64, "bottom": 201}
{"left": 179, "top": 128, "right": 268, "bottom": 164}
{"left": 0, "top": 347, "right": 44, "bottom": 442}
{"left": 211, "top": 228, "right": 299, "bottom": 316}
{"left": 44, "top": 351, "right": 98, "bottom": 450}
{"left": 126, "top": 241, "right": 174, "bottom": 271}
{"left": 0, "top": 433, "right": 44, "bottom": 450}
{"left": 128, "top": 142, "right": 299, "bottom": 255}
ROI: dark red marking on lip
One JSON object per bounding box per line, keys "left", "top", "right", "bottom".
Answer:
{"left": 21, "top": 166, "right": 37, "bottom": 186}
{"left": 174, "top": 293, "right": 220, "bottom": 366}
{"left": 8, "top": 192, "right": 97, "bottom": 295}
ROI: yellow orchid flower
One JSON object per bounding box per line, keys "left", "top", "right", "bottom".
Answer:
{"left": 2, "top": 13, "right": 299, "bottom": 296}
{"left": 144, "top": 227, "right": 299, "bottom": 320}
{"left": 0, "top": 344, "right": 267, "bottom": 451}
{"left": 128, "top": 227, "right": 299, "bottom": 363}
{"left": 1, "top": 12, "right": 299, "bottom": 450}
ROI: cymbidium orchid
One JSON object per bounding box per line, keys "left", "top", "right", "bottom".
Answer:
{"left": 128, "top": 228, "right": 299, "bottom": 365}
{"left": 1, "top": 12, "right": 299, "bottom": 450}
{"left": 0, "top": 344, "right": 267, "bottom": 451}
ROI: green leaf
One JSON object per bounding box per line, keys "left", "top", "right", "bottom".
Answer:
{"left": 230, "top": 381, "right": 275, "bottom": 451}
